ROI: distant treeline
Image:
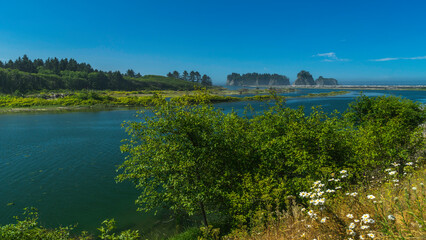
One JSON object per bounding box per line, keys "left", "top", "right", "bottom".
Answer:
{"left": 0, "top": 55, "right": 207, "bottom": 93}
{"left": 167, "top": 70, "right": 212, "bottom": 86}
{"left": 227, "top": 72, "right": 290, "bottom": 86}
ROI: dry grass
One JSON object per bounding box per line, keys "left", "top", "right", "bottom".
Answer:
{"left": 227, "top": 164, "right": 425, "bottom": 240}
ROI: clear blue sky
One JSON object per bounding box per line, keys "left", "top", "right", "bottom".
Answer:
{"left": 1, "top": 0, "right": 426, "bottom": 85}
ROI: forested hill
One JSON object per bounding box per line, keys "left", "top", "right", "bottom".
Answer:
{"left": 0, "top": 55, "right": 211, "bottom": 93}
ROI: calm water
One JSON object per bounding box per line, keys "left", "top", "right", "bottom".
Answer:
{"left": 0, "top": 89, "right": 425, "bottom": 236}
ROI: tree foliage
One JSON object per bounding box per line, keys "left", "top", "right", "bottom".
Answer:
{"left": 118, "top": 93, "right": 425, "bottom": 229}
{"left": 0, "top": 208, "right": 139, "bottom": 240}
{"left": 227, "top": 73, "right": 290, "bottom": 86}
{"left": 166, "top": 70, "right": 212, "bottom": 86}
{"left": 0, "top": 56, "right": 204, "bottom": 93}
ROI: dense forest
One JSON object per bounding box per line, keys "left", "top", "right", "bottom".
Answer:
{"left": 0, "top": 55, "right": 211, "bottom": 93}
{"left": 226, "top": 72, "right": 290, "bottom": 86}
{"left": 166, "top": 70, "right": 212, "bottom": 86}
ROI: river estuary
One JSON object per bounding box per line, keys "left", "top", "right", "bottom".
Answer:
{"left": 0, "top": 88, "right": 425, "bottom": 237}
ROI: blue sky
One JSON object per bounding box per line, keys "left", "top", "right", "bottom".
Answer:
{"left": 1, "top": 0, "right": 426, "bottom": 85}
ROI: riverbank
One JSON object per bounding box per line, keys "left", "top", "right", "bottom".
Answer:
{"left": 0, "top": 90, "right": 350, "bottom": 113}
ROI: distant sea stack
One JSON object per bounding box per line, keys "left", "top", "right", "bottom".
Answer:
{"left": 226, "top": 73, "right": 290, "bottom": 86}
{"left": 293, "top": 70, "right": 315, "bottom": 85}
{"left": 315, "top": 76, "right": 338, "bottom": 85}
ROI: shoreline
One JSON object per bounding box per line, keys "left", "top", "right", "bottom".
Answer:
{"left": 0, "top": 90, "right": 351, "bottom": 114}
{"left": 0, "top": 105, "right": 141, "bottom": 114}
{"left": 235, "top": 85, "right": 426, "bottom": 90}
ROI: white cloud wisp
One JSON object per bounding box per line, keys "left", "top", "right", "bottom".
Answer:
{"left": 370, "top": 56, "right": 426, "bottom": 62}
{"left": 313, "top": 52, "right": 349, "bottom": 62}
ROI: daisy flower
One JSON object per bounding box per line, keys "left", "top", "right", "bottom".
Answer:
{"left": 367, "top": 195, "right": 375, "bottom": 200}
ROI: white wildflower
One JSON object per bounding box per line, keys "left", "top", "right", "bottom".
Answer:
{"left": 367, "top": 195, "right": 375, "bottom": 200}
{"left": 367, "top": 233, "right": 375, "bottom": 238}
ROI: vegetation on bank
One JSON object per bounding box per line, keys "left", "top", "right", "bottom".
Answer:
{"left": 117, "top": 94, "right": 425, "bottom": 239}
{"left": 0, "top": 55, "right": 211, "bottom": 94}
{"left": 304, "top": 91, "right": 350, "bottom": 97}
{"left": 0, "top": 94, "right": 424, "bottom": 239}
{"left": 0, "top": 89, "right": 351, "bottom": 112}
{"left": 0, "top": 209, "right": 140, "bottom": 240}
{"left": 166, "top": 71, "right": 212, "bottom": 86}
{"left": 227, "top": 163, "right": 425, "bottom": 240}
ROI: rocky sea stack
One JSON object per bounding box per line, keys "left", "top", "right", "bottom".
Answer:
{"left": 293, "top": 70, "right": 315, "bottom": 85}
{"left": 315, "top": 76, "right": 338, "bottom": 85}
{"left": 226, "top": 73, "right": 290, "bottom": 86}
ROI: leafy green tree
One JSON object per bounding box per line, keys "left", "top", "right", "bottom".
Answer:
{"left": 345, "top": 94, "right": 426, "bottom": 129}
{"left": 195, "top": 71, "right": 201, "bottom": 83}
{"left": 117, "top": 94, "right": 256, "bottom": 226}
{"left": 189, "top": 71, "right": 196, "bottom": 82}
{"left": 126, "top": 69, "right": 135, "bottom": 77}
{"left": 117, "top": 94, "right": 425, "bottom": 229}
{"left": 182, "top": 70, "right": 189, "bottom": 81}
{"left": 172, "top": 70, "right": 180, "bottom": 79}
{"left": 201, "top": 75, "right": 212, "bottom": 86}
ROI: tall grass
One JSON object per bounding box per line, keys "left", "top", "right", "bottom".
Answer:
{"left": 226, "top": 160, "right": 425, "bottom": 240}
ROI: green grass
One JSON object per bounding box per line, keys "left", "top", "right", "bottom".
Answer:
{"left": 166, "top": 227, "right": 201, "bottom": 240}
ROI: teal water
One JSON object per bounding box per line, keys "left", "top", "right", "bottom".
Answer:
{"left": 0, "top": 89, "right": 425, "bottom": 236}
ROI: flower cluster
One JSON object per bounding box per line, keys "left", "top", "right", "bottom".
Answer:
{"left": 346, "top": 213, "right": 376, "bottom": 238}
{"left": 385, "top": 160, "right": 419, "bottom": 186}
{"left": 299, "top": 170, "right": 381, "bottom": 239}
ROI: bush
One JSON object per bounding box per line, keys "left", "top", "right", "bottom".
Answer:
{"left": 118, "top": 94, "right": 425, "bottom": 234}
{"left": 0, "top": 208, "right": 140, "bottom": 240}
